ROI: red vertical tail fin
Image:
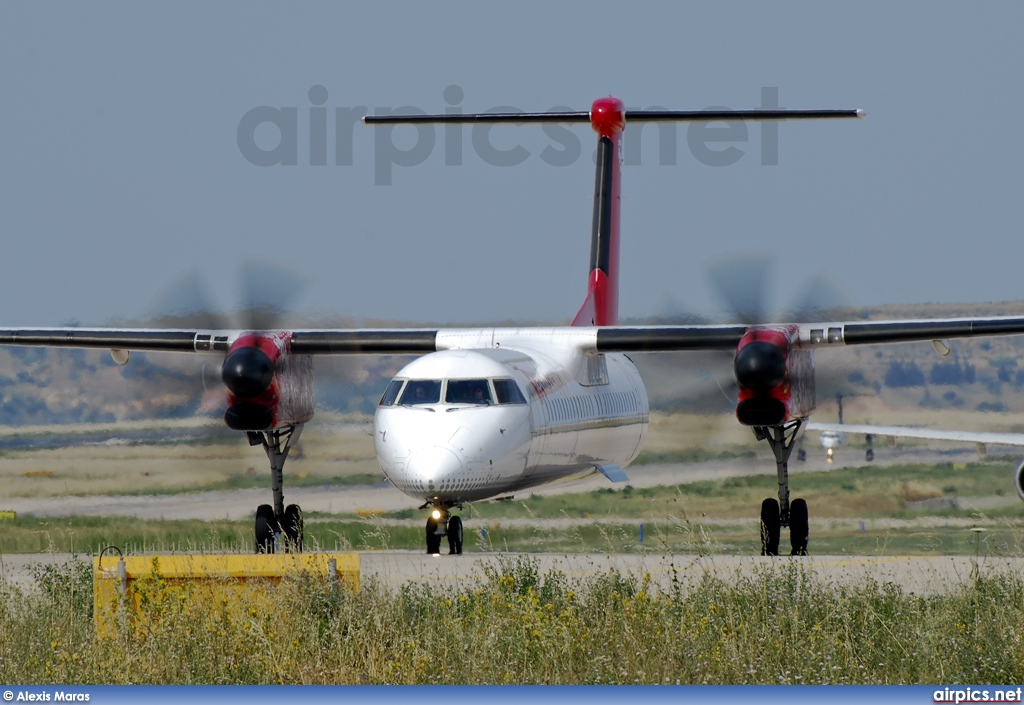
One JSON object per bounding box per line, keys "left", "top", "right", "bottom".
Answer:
{"left": 572, "top": 97, "right": 624, "bottom": 327}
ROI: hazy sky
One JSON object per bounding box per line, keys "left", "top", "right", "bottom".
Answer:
{"left": 2, "top": 2, "right": 1022, "bottom": 327}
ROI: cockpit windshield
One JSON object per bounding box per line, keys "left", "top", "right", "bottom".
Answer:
{"left": 385, "top": 377, "right": 528, "bottom": 407}
{"left": 379, "top": 379, "right": 404, "bottom": 406}
{"left": 399, "top": 380, "right": 442, "bottom": 405}
{"left": 445, "top": 379, "right": 492, "bottom": 405}
{"left": 493, "top": 378, "right": 527, "bottom": 404}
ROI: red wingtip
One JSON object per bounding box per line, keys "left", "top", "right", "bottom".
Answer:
{"left": 590, "top": 97, "right": 625, "bottom": 137}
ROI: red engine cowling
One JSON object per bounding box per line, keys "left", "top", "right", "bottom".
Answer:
{"left": 221, "top": 332, "right": 314, "bottom": 431}
{"left": 734, "top": 325, "right": 815, "bottom": 426}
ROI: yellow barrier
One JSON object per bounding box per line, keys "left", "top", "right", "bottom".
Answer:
{"left": 93, "top": 553, "right": 360, "bottom": 637}
{"left": 0, "top": 510, "right": 15, "bottom": 521}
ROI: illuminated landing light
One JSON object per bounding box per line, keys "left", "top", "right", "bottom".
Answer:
{"left": 432, "top": 509, "right": 441, "bottom": 520}
{"left": 827, "top": 448, "right": 834, "bottom": 464}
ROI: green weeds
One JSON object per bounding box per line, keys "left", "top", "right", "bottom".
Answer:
{"left": 2, "top": 556, "right": 1023, "bottom": 683}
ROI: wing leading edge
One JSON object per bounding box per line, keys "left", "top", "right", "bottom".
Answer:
{"left": 0, "top": 328, "right": 441, "bottom": 355}
{"left": 3, "top": 313, "right": 1024, "bottom": 356}
{"left": 593, "top": 315, "right": 1024, "bottom": 352}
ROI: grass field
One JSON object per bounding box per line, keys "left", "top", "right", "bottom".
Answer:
{"left": 2, "top": 553, "right": 1023, "bottom": 684}
{"left": 3, "top": 458, "right": 1022, "bottom": 555}
{"left": 3, "top": 413, "right": 1024, "bottom": 684}
{"left": 2, "top": 411, "right": 1024, "bottom": 555}
{"left": 0, "top": 413, "right": 381, "bottom": 498}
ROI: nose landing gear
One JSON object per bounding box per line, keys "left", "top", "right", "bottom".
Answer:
{"left": 423, "top": 502, "right": 464, "bottom": 555}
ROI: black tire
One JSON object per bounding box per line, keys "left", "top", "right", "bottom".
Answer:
{"left": 797, "top": 448, "right": 807, "bottom": 462}
{"left": 760, "top": 498, "right": 780, "bottom": 556}
{"left": 865, "top": 448, "right": 875, "bottom": 462}
{"left": 789, "top": 498, "right": 809, "bottom": 556}
{"left": 255, "top": 504, "right": 276, "bottom": 554}
{"left": 425, "top": 516, "right": 442, "bottom": 554}
{"left": 447, "top": 515, "right": 464, "bottom": 555}
{"left": 282, "top": 504, "right": 304, "bottom": 553}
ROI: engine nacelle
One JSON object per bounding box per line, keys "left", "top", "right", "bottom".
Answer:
{"left": 1015, "top": 459, "right": 1024, "bottom": 503}
{"left": 222, "top": 332, "right": 314, "bottom": 431}
{"left": 734, "top": 325, "right": 815, "bottom": 426}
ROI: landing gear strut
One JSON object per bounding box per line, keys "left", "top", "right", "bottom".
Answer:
{"left": 422, "top": 501, "right": 464, "bottom": 555}
{"left": 754, "top": 420, "right": 809, "bottom": 556}
{"left": 249, "top": 424, "right": 304, "bottom": 554}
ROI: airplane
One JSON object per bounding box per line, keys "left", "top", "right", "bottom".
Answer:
{"left": 8, "top": 96, "right": 1024, "bottom": 557}
{"left": 807, "top": 405, "right": 1024, "bottom": 502}
{"left": 803, "top": 390, "right": 1024, "bottom": 473}
{"left": 801, "top": 392, "right": 858, "bottom": 463}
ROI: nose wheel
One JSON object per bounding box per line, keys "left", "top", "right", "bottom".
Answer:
{"left": 447, "top": 515, "right": 463, "bottom": 554}
{"left": 423, "top": 503, "right": 464, "bottom": 555}
{"left": 249, "top": 424, "right": 305, "bottom": 554}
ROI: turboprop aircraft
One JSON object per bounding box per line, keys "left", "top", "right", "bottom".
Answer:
{"left": 7, "top": 96, "right": 1024, "bottom": 557}
{"left": 803, "top": 391, "right": 1024, "bottom": 472}
{"left": 807, "top": 396, "right": 1024, "bottom": 499}
{"left": 804, "top": 392, "right": 853, "bottom": 463}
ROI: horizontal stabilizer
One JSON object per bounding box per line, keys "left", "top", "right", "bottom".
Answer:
{"left": 363, "top": 109, "right": 863, "bottom": 125}
{"left": 596, "top": 464, "right": 629, "bottom": 483}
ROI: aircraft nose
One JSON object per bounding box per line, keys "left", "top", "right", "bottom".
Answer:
{"left": 407, "top": 447, "right": 463, "bottom": 493}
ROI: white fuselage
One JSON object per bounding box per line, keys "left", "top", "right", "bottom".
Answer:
{"left": 373, "top": 328, "right": 649, "bottom": 504}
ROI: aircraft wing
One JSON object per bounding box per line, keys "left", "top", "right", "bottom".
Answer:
{"left": 806, "top": 422, "right": 1024, "bottom": 447}
{"left": 4, "top": 312, "right": 1024, "bottom": 356}
{"left": 592, "top": 315, "right": 1024, "bottom": 351}
{"left": 0, "top": 328, "right": 441, "bottom": 354}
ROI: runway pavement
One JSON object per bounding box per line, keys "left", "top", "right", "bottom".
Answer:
{"left": 4, "top": 550, "right": 1022, "bottom": 595}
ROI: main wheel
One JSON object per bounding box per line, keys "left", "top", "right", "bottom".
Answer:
{"left": 425, "top": 516, "right": 442, "bottom": 554}
{"left": 282, "top": 504, "right": 304, "bottom": 553}
{"left": 789, "top": 498, "right": 809, "bottom": 556}
{"left": 255, "top": 504, "right": 276, "bottom": 554}
{"left": 865, "top": 448, "right": 875, "bottom": 462}
{"left": 760, "top": 498, "right": 780, "bottom": 556}
{"left": 447, "top": 515, "right": 464, "bottom": 555}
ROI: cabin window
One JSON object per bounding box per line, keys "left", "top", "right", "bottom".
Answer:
{"left": 494, "top": 379, "right": 527, "bottom": 405}
{"left": 379, "top": 379, "right": 404, "bottom": 406}
{"left": 399, "top": 380, "right": 442, "bottom": 405}
{"left": 446, "top": 379, "right": 493, "bottom": 405}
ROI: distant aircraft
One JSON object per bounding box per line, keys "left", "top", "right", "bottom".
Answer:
{"left": 7, "top": 96, "right": 1024, "bottom": 557}
{"left": 802, "top": 392, "right": 868, "bottom": 463}
{"left": 807, "top": 407, "right": 1024, "bottom": 501}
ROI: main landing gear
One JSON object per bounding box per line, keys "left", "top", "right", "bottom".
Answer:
{"left": 422, "top": 501, "right": 464, "bottom": 555}
{"left": 248, "top": 424, "right": 305, "bottom": 554}
{"left": 754, "top": 420, "right": 809, "bottom": 556}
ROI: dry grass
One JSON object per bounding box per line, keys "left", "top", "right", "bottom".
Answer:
{"left": 2, "top": 555, "right": 1024, "bottom": 684}
{"left": 0, "top": 412, "right": 378, "bottom": 499}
